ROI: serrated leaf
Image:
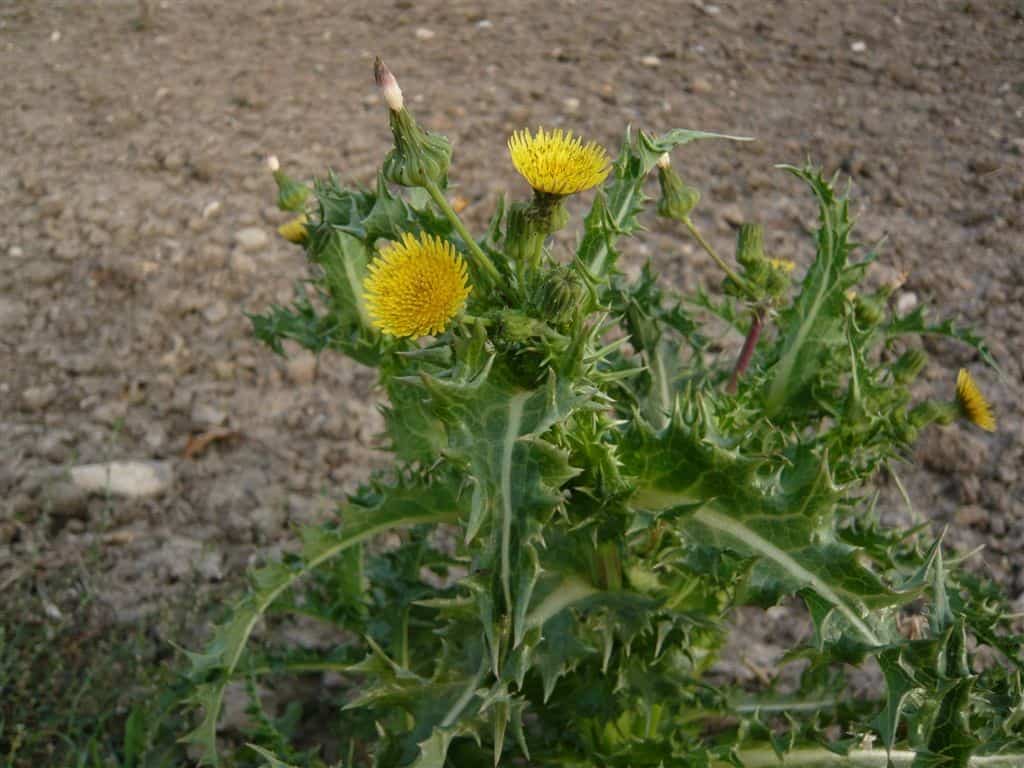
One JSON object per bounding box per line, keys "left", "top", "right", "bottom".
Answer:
{"left": 623, "top": 410, "right": 897, "bottom": 647}
{"left": 886, "top": 305, "right": 999, "bottom": 372}
{"left": 763, "top": 165, "right": 866, "bottom": 419}
{"left": 182, "top": 477, "right": 465, "bottom": 765}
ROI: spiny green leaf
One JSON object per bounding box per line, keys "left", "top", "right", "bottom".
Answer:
{"left": 182, "top": 477, "right": 465, "bottom": 765}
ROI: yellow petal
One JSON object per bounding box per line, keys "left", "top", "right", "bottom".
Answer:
{"left": 955, "top": 368, "right": 996, "bottom": 432}
{"left": 508, "top": 127, "right": 610, "bottom": 196}
{"left": 363, "top": 232, "right": 471, "bottom": 338}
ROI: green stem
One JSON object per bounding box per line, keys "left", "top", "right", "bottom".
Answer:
{"left": 683, "top": 217, "right": 754, "bottom": 300}
{"left": 713, "top": 748, "right": 1024, "bottom": 768}
{"left": 424, "top": 180, "right": 502, "bottom": 286}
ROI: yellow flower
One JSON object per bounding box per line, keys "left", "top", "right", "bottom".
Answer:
{"left": 277, "top": 213, "right": 308, "bottom": 244}
{"left": 955, "top": 368, "right": 996, "bottom": 432}
{"left": 769, "top": 258, "right": 796, "bottom": 273}
{"left": 508, "top": 127, "right": 611, "bottom": 196}
{"left": 364, "top": 232, "right": 471, "bottom": 338}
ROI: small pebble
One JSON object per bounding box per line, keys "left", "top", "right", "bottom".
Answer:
{"left": 896, "top": 291, "right": 918, "bottom": 315}
{"left": 71, "top": 460, "right": 174, "bottom": 498}
{"left": 563, "top": 97, "right": 580, "bottom": 113}
{"left": 202, "top": 300, "right": 230, "bottom": 324}
{"left": 234, "top": 227, "right": 268, "bottom": 252}
{"left": 691, "top": 76, "right": 714, "bottom": 94}
{"left": 640, "top": 55, "right": 661, "bottom": 68}
{"left": 415, "top": 27, "right": 436, "bottom": 40}
{"left": 851, "top": 40, "right": 867, "bottom": 53}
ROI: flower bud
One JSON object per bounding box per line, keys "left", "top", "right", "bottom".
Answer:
{"left": 656, "top": 161, "right": 700, "bottom": 222}
{"left": 535, "top": 264, "right": 584, "bottom": 327}
{"left": 852, "top": 293, "right": 885, "bottom": 327}
{"left": 375, "top": 59, "right": 452, "bottom": 188}
{"left": 277, "top": 213, "right": 308, "bottom": 244}
{"left": 267, "top": 157, "right": 310, "bottom": 212}
{"left": 892, "top": 349, "right": 927, "bottom": 385}
{"left": 735, "top": 223, "right": 765, "bottom": 268}
{"left": 373, "top": 57, "right": 403, "bottom": 111}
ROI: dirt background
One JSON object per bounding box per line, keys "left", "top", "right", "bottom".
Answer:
{"left": 1, "top": 0, "right": 1023, "bottom": 760}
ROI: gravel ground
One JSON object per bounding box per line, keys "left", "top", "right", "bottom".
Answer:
{"left": 1, "top": 0, "right": 1022, "bottom": 760}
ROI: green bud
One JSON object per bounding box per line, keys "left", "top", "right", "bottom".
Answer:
{"left": 735, "top": 223, "right": 765, "bottom": 268}
{"left": 375, "top": 58, "right": 452, "bottom": 188}
{"left": 909, "top": 400, "right": 958, "bottom": 429}
{"left": 892, "top": 349, "right": 928, "bottom": 385}
{"left": 267, "top": 156, "right": 310, "bottom": 212}
{"left": 655, "top": 154, "right": 700, "bottom": 222}
{"left": 853, "top": 294, "right": 885, "bottom": 327}
{"left": 535, "top": 265, "right": 584, "bottom": 327}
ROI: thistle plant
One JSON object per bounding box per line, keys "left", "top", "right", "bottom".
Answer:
{"left": 182, "top": 61, "right": 1020, "bottom": 768}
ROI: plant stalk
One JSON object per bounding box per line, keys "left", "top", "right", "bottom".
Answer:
{"left": 684, "top": 217, "right": 753, "bottom": 299}
{"left": 424, "top": 180, "right": 502, "bottom": 286}
{"left": 727, "top": 309, "right": 764, "bottom": 393}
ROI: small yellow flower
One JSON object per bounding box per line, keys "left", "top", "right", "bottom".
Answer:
{"left": 364, "top": 232, "right": 471, "bottom": 338}
{"left": 508, "top": 127, "right": 611, "bottom": 196}
{"left": 277, "top": 213, "right": 308, "bottom": 244}
{"left": 955, "top": 368, "right": 996, "bottom": 432}
{"left": 769, "top": 258, "right": 796, "bottom": 273}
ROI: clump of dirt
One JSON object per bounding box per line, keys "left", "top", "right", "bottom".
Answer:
{"left": 1, "top": 1, "right": 1021, "bottom": 762}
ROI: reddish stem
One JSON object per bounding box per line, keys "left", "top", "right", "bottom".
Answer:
{"left": 727, "top": 310, "right": 764, "bottom": 394}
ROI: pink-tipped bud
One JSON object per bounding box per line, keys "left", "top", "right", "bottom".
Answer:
{"left": 266, "top": 155, "right": 280, "bottom": 173}
{"left": 374, "top": 57, "right": 404, "bottom": 111}
{"left": 656, "top": 152, "right": 671, "bottom": 169}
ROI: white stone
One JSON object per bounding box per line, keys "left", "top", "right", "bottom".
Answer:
{"left": 234, "top": 227, "right": 268, "bottom": 251}
{"left": 71, "top": 460, "right": 173, "bottom": 498}
{"left": 415, "top": 27, "right": 436, "bottom": 40}
{"left": 641, "top": 55, "right": 661, "bottom": 68}
{"left": 896, "top": 291, "right": 918, "bottom": 315}
{"left": 851, "top": 40, "right": 867, "bottom": 53}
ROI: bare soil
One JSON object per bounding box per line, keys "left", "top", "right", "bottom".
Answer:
{"left": 1, "top": 0, "right": 1022, "bottom": 761}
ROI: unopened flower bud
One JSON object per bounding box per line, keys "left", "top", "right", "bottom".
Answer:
{"left": 656, "top": 152, "right": 671, "bottom": 170}
{"left": 267, "top": 157, "right": 310, "bottom": 212}
{"left": 374, "top": 59, "right": 452, "bottom": 188}
{"left": 535, "top": 264, "right": 584, "bottom": 327}
{"left": 277, "top": 213, "right": 309, "bottom": 244}
{"left": 374, "top": 57, "right": 404, "bottom": 111}
{"left": 735, "top": 223, "right": 765, "bottom": 268}
{"left": 892, "top": 349, "right": 928, "bottom": 385}
{"left": 656, "top": 162, "right": 700, "bottom": 222}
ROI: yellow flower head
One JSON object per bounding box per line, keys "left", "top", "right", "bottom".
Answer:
{"left": 769, "top": 258, "right": 796, "bottom": 274}
{"left": 277, "top": 213, "right": 308, "bottom": 244}
{"left": 508, "top": 127, "right": 611, "bottom": 196}
{"left": 955, "top": 368, "right": 996, "bottom": 432}
{"left": 364, "top": 232, "right": 471, "bottom": 338}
